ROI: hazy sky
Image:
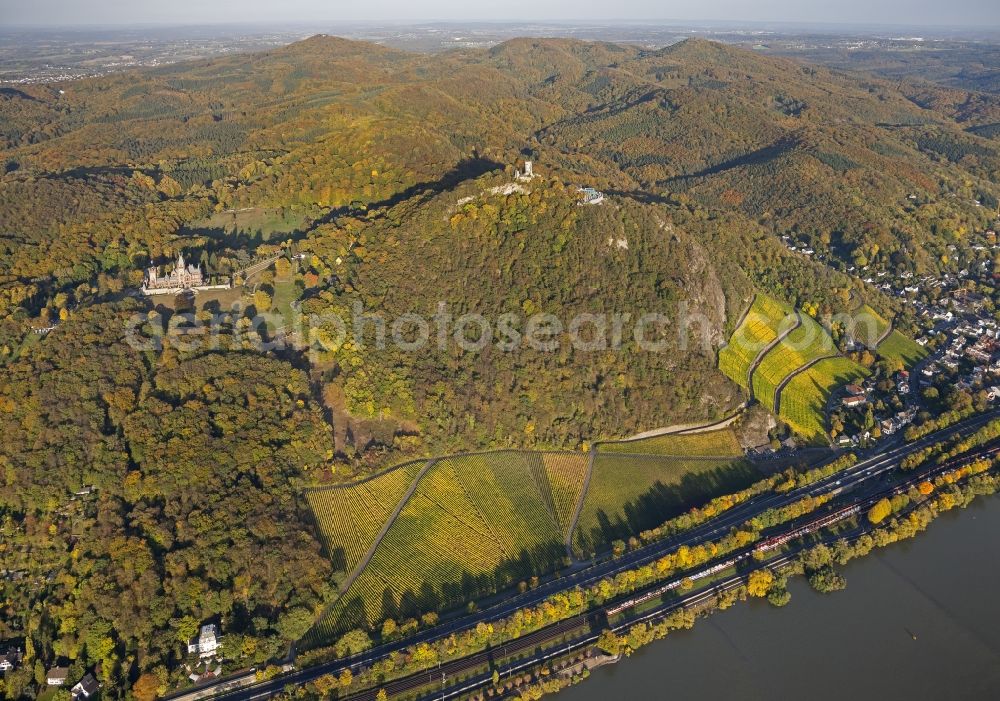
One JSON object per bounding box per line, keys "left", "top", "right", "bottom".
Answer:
{"left": 2, "top": 0, "right": 998, "bottom": 27}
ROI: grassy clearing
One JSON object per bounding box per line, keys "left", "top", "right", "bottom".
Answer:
{"left": 597, "top": 427, "right": 743, "bottom": 457}
{"left": 751, "top": 313, "right": 836, "bottom": 411}
{"left": 718, "top": 294, "right": 795, "bottom": 388}
{"left": 877, "top": 329, "right": 928, "bottom": 368}
{"left": 572, "top": 453, "right": 758, "bottom": 557}
{"left": 778, "top": 357, "right": 869, "bottom": 440}
{"left": 188, "top": 206, "right": 317, "bottom": 241}
{"left": 146, "top": 286, "right": 243, "bottom": 312}
{"left": 270, "top": 269, "right": 299, "bottom": 321}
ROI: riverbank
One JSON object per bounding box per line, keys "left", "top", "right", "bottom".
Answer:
{"left": 562, "top": 491, "right": 1000, "bottom": 700}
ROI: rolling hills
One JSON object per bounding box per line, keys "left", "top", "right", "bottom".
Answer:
{"left": 0, "top": 33, "right": 996, "bottom": 684}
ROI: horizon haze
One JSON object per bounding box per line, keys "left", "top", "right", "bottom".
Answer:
{"left": 3, "top": 0, "right": 999, "bottom": 29}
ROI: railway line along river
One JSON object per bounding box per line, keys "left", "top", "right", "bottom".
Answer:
{"left": 563, "top": 493, "right": 1000, "bottom": 700}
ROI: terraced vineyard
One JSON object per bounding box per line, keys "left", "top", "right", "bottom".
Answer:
{"left": 305, "top": 460, "right": 427, "bottom": 574}
{"left": 718, "top": 294, "right": 795, "bottom": 389}
{"left": 847, "top": 304, "right": 890, "bottom": 348}
{"left": 877, "top": 329, "right": 928, "bottom": 368}
{"left": 778, "top": 357, "right": 870, "bottom": 439}
{"left": 311, "top": 451, "right": 575, "bottom": 637}
{"left": 572, "top": 452, "right": 757, "bottom": 557}
{"left": 597, "top": 427, "right": 743, "bottom": 457}
{"left": 715, "top": 293, "right": 907, "bottom": 442}
{"left": 751, "top": 313, "right": 837, "bottom": 412}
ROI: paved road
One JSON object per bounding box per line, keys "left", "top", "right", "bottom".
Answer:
{"left": 205, "top": 409, "right": 1000, "bottom": 701}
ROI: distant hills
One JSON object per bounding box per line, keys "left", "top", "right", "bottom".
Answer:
{"left": 0, "top": 34, "right": 997, "bottom": 455}
{"left": 1, "top": 34, "right": 997, "bottom": 689}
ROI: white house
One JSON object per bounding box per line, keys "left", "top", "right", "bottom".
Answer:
{"left": 0, "top": 647, "right": 21, "bottom": 672}
{"left": 188, "top": 624, "right": 221, "bottom": 658}
{"left": 46, "top": 667, "right": 70, "bottom": 686}
{"left": 71, "top": 673, "right": 100, "bottom": 700}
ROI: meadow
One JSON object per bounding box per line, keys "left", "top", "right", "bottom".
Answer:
{"left": 877, "top": 329, "right": 928, "bottom": 368}
{"left": 571, "top": 451, "right": 757, "bottom": 557}
{"left": 596, "top": 427, "right": 743, "bottom": 456}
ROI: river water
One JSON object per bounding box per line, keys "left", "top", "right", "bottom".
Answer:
{"left": 562, "top": 494, "right": 1000, "bottom": 700}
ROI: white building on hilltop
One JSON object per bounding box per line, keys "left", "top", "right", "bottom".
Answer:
{"left": 515, "top": 160, "right": 536, "bottom": 181}
{"left": 187, "top": 624, "right": 221, "bottom": 658}
{"left": 578, "top": 186, "right": 605, "bottom": 205}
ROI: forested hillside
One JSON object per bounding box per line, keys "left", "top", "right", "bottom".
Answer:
{"left": 0, "top": 304, "right": 335, "bottom": 695}
{"left": 0, "top": 34, "right": 998, "bottom": 697}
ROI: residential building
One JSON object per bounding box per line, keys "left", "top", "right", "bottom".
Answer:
{"left": 71, "top": 673, "right": 100, "bottom": 700}
{"left": 188, "top": 624, "right": 221, "bottom": 658}
{"left": 578, "top": 186, "right": 605, "bottom": 205}
{"left": 0, "top": 647, "right": 22, "bottom": 672}
{"left": 47, "top": 667, "right": 70, "bottom": 686}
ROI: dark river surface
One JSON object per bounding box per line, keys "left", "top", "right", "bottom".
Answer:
{"left": 562, "top": 494, "right": 1000, "bottom": 701}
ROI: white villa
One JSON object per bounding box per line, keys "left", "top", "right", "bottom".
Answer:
{"left": 187, "top": 624, "right": 221, "bottom": 658}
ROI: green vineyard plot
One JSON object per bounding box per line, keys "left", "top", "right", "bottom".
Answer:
{"left": 541, "top": 452, "right": 590, "bottom": 533}
{"left": 305, "top": 459, "right": 426, "bottom": 574}
{"left": 718, "top": 294, "right": 795, "bottom": 388}
{"left": 597, "top": 427, "right": 743, "bottom": 457}
{"left": 572, "top": 452, "right": 758, "bottom": 557}
{"left": 778, "top": 357, "right": 869, "bottom": 439}
{"left": 751, "top": 313, "right": 836, "bottom": 411}
{"left": 311, "top": 450, "right": 578, "bottom": 637}
{"left": 847, "top": 304, "right": 890, "bottom": 348}
{"left": 877, "top": 329, "right": 928, "bottom": 368}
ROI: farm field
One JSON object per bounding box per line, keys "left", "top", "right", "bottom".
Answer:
{"left": 311, "top": 451, "right": 572, "bottom": 637}
{"left": 751, "top": 313, "right": 837, "bottom": 411}
{"left": 778, "top": 357, "right": 870, "bottom": 440}
{"left": 597, "top": 427, "right": 743, "bottom": 457}
{"left": 718, "top": 294, "right": 795, "bottom": 388}
{"left": 848, "top": 304, "right": 890, "bottom": 348}
{"left": 305, "top": 460, "right": 427, "bottom": 575}
{"left": 572, "top": 453, "right": 758, "bottom": 557}
{"left": 877, "top": 329, "right": 928, "bottom": 368}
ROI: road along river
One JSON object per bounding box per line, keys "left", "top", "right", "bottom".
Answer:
{"left": 562, "top": 491, "right": 1000, "bottom": 701}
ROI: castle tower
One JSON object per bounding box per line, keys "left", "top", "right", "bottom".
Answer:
{"left": 523, "top": 160, "right": 533, "bottom": 178}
